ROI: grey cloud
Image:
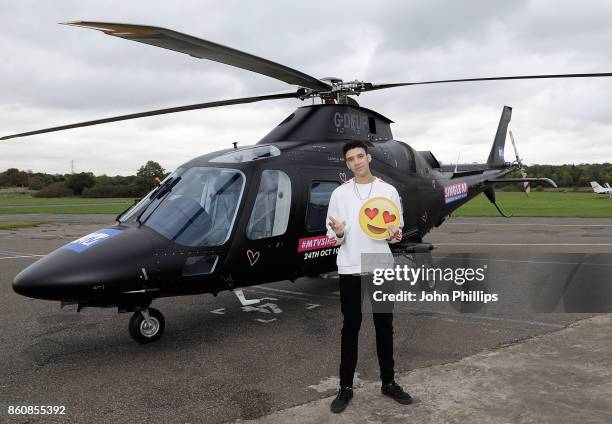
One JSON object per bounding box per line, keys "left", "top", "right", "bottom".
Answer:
{"left": 2, "top": 0, "right": 612, "bottom": 175}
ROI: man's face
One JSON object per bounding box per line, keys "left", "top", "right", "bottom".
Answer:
{"left": 345, "top": 147, "right": 371, "bottom": 178}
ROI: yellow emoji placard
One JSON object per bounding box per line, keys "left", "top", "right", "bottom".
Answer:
{"left": 358, "top": 197, "right": 400, "bottom": 240}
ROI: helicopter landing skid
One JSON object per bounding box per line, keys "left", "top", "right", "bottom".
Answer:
{"left": 233, "top": 288, "right": 261, "bottom": 306}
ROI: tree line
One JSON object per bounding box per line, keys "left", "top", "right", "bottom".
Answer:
{"left": 1, "top": 162, "right": 611, "bottom": 197}
{"left": 0, "top": 161, "right": 168, "bottom": 197}
{"left": 499, "top": 163, "right": 612, "bottom": 191}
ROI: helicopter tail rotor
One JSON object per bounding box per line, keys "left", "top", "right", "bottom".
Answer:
{"left": 509, "top": 130, "right": 531, "bottom": 197}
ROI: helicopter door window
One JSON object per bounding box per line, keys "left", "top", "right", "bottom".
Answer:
{"left": 399, "top": 143, "right": 416, "bottom": 173}
{"left": 246, "top": 170, "right": 291, "bottom": 240}
{"left": 306, "top": 181, "right": 340, "bottom": 231}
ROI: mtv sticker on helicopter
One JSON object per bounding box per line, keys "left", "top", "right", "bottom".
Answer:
{"left": 63, "top": 229, "right": 123, "bottom": 253}
{"left": 298, "top": 234, "right": 337, "bottom": 253}
{"left": 444, "top": 182, "right": 468, "bottom": 204}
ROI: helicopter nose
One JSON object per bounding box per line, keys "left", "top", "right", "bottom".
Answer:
{"left": 13, "top": 267, "right": 47, "bottom": 299}
{"left": 12, "top": 255, "right": 87, "bottom": 300}
{"left": 12, "top": 226, "right": 156, "bottom": 301}
{"left": 12, "top": 269, "right": 33, "bottom": 297}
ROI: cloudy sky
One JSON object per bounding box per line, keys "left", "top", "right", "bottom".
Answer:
{"left": 1, "top": 0, "right": 611, "bottom": 175}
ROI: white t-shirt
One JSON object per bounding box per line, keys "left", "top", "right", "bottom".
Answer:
{"left": 325, "top": 177, "right": 404, "bottom": 275}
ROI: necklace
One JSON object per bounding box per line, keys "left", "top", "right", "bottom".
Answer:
{"left": 353, "top": 177, "right": 374, "bottom": 200}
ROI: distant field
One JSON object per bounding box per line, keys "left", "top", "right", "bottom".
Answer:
{"left": 0, "top": 192, "right": 610, "bottom": 217}
{"left": 454, "top": 192, "right": 612, "bottom": 217}
{"left": 0, "top": 194, "right": 134, "bottom": 214}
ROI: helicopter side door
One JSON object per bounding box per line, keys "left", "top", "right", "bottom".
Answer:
{"left": 296, "top": 168, "right": 344, "bottom": 277}
{"left": 370, "top": 142, "right": 420, "bottom": 242}
{"left": 235, "top": 169, "right": 295, "bottom": 285}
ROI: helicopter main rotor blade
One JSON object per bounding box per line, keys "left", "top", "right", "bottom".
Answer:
{"left": 63, "top": 21, "right": 332, "bottom": 93}
{"left": 1, "top": 91, "right": 299, "bottom": 141}
{"left": 367, "top": 72, "right": 612, "bottom": 91}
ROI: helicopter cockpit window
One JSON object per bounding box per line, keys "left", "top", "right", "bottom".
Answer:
{"left": 119, "top": 169, "right": 184, "bottom": 223}
{"left": 246, "top": 170, "right": 291, "bottom": 240}
{"left": 399, "top": 143, "right": 416, "bottom": 173}
{"left": 139, "top": 167, "right": 245, "bottom": 247}
{"left": 306, "top": 181, "right": 339, "bottom": 231}
{"left": 209, "top": 145, "right": 281, "bottom": 163}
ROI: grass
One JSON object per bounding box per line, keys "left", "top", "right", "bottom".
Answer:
{"left": 454, "top": 192, "right": 612, "bottom": 218}
{"left": 0, "top": 194, "right": 135, "bottom": 214}
{"left": 0, "top": 192, "right": 610, "bottom": 217}
{"left": 0, "top": 221, "right": 45, "bottom": 230}
{"left": 0, "top": 205, "right": 132, "bottom": 214}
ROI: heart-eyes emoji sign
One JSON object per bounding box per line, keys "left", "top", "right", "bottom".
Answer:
{"left": 358, "top": 197, "right": 400, "bottom": 240}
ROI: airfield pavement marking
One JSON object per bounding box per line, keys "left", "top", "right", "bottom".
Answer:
{"left": 436, "top": 242, "right": 612, "bottom": 246}
{"left": 0, "top": 232, "right": 64, "bottom": 238}
{"left": 0, "top": 249, "right": 41, "bottom": 256}
{"left": 446, "top": 222, "right": 612, "bottom": 227}
{"left": 431, "top": 255, "right": 612, "bottom": 267}
{"left": 248, "top": 286, "right": 339, "bottom": 301}
{"left": 401, "top": 307, "right": 567, "bottom": 329}
{"left": 249, "top": 286, "right": 567, "bottom": 330}
{"left": 0, "top": 254, "right": 45, "bottom": 260}
{"left": 245, "top": 288, "right": 337, "bottom": 302}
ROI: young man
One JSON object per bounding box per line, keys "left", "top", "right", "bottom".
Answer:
{"left": 326, "top": 140, "right": 413, "bottom": 413}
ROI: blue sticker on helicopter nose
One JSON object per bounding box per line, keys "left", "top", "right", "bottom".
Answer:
{"left": 63, "top": 228, "right": 123, "bottom": 253}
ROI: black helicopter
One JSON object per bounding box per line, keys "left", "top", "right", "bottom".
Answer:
{"left": 5, "top": 21, "right": 610, "bottom": 343}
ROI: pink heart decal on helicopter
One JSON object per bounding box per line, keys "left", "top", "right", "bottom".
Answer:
{"left": 421, "top": 211, "right": 428, "bottom": 222}
{"left": 365, "top": 208, "right": 379, "bottom": 220}
{"left": 339, "top": 172, "right": 347, "bottom": 182}
{"left": 247, "top": 250, "right": 260, "bottom": 266}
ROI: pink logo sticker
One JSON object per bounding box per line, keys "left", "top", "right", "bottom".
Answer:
{"left": 444, "top": 182, "right": 468, "bottom": 204}
{"left": 298, "top": 235, "right": 337, "bottom": 253}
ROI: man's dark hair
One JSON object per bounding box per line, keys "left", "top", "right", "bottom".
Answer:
{"left": 342, "top": 140, "right": 369, "bottom": 158}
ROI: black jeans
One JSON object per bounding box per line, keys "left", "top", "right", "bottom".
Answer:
{"left": 339, "top": 274, "right": 395, "bottom": 387}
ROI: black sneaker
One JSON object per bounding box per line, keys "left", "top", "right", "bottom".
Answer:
{"left": 381, "top": 381, "right": 413, "bottom": 404}
{"left": 330, "top": 385, "right": 353, "bottom": 413}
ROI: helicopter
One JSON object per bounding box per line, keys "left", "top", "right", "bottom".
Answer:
{"left": 4, "top": 21, "right": 611, "bottom": 343}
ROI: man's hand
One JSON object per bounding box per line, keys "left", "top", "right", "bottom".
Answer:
{"left": 386, "top": 225, "right": 400, "bottom": 241}
{"left": 328, "top": 216, "right": 346, "bottom": 238}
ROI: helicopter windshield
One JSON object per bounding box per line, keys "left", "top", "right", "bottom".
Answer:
{"left": 138, "top": 167, "right": 245, "bottom": 247}
{"left": 119, "top": 169, "right": 184, "bottom": 223}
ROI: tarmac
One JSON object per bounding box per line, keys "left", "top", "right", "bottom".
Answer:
{"left": 1, "top": 215, "right": 611, "bottom": 423}
{"left": 237, "top": 314, "right": 612, "bottom": 424}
